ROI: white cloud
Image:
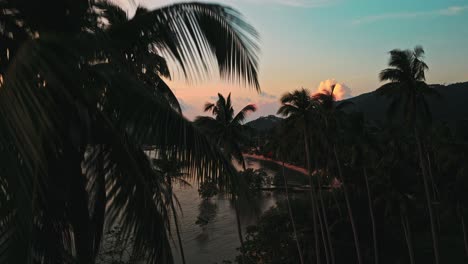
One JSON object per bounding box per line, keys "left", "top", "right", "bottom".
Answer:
{"left": 259, "top": 91, "right": 277, "bottom": 99}
{"left": 439, "top": 5, "right": 468, "bottom": 16}
{"left": 315, "top": 79, "right": 352, "bottom": 100}
{"left": 353, "top": 5, "right": 468, "bottom": 25}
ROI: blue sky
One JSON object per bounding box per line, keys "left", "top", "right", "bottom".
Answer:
{"left": 140, "top": 0, "right": 468, "bottom": 120}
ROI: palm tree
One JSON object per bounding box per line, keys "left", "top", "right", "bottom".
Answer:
{"left": 194, "top": 93, "right": 256, "bottom": 261}
{"left": 277, "top": 88, "right": 324, "bottom": 264}
{"left": 267, "top": 123, "right": 305, "bottom": 264}
{"left": 378, "top": 46, "right": 440, "bottom": 264}
{"left": 152, "top": 153, "right": 191, "bottom": 264}
{"left": 373, "top": 157, "right": 417, "bottom": 264}
{"left": 0, "top": 1, "right": 260, "bottom": 263}
{"left": 347, "top": 113, "right": 379, "bottom": 264}
{"left": 195, "top": 93, "right": 257, "bottom": 169}
{"left": 311, "top": 86, "right": 361, "bottom": 264}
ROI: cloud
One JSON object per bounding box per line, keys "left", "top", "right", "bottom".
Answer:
{"left": 259, "top": 91, "right": 277, "bottom": 99}
{"left": 353, "top": 5, "right": 468, "bottom": 25}
{"left": 177, "top": 98, "right": 194, "bottom": 112}
{"left": 235, "top": 97, "right": 253, "bottom": 104}
{"left": 315, "top": 79, "right": 352, "bottom": 100}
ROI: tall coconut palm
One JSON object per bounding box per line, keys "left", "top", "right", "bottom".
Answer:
{"left": 311, "top": 86, "right": 361, "bottom": 264}
{"left": 194, "top": 93, "right": 256, "bottom": 261}
{"left": 277, "top": 88, "right": 324, "bottom": 264}
{"left": 373, "top": 157, "right": 417, "bottom": 264}
{"left": 267, "top": 123, "right": 305, "bottom": 264}
{"left": 378, "top": 46, "right": 440, "bottom": 264}
{"left": 346, "top": 113, "right": 379, "bottom": 264}
{"left": 152, "top": 153, "right": 191, "bottom": 264}
{"left": 195, "top": 93, "right": 257, "bottom": 169}
{"left": 0, "top": 1, "right": 260, "bottom": 263}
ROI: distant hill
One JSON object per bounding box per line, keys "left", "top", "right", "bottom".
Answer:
{"left": 247, "top": 82, "right": 468, "bottom": 131}
{"left": 343, "top": 82, "right": 468, "bottom": 123}
{"left": 246, "top": 115, "right": 283, "bottom": 132}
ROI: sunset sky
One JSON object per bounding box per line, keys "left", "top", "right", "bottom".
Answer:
{"left": 140, "top": 0, "right": 468, "bottom": 120}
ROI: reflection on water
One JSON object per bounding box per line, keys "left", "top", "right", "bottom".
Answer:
{"left": 170, "top": 157, "right": 307, "bottom": 264}
{"left": 195, "top": 199, "right": 218, "bottom": 243}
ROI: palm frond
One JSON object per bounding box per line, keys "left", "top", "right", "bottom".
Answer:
{"left": 203, "top": 102, "right": 216, "bottom": 113}
{"left": 379, "top": 69, "right": 404, "bottom": 82}
{"left": 387, "top": 49, "right": 411, "bottom": 75}
{"left": 152, "top": 76, "right": 181, "bottom": 113}
{"left": 279, "top": 91, "right": 295, "bottom": 105}
{"left": 90, "top": 113, "right": 173, "bottom": 263}
{"left": 107, "top": 2, "right": 260, "bottom": 89}
{"left": 92, "top": 63, "right": 238, "bottom": 189}
{"left": 232, "top": 104, "right": 257, "bottom": 124}
{"left": 193, "top": 116, "right": 224, "bottom": 137}
{"left": 277, "top": 104, "right": 300, "bottom": 117}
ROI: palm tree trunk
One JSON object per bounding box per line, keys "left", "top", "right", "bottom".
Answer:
{"left": 282, "top": 161, "right": 305, "bottom": 264}
{"left": 316, "top": 161, "right": 333, "bottom": 264}
{"left": 329, "top": 166, "right": 343, "bottom": 219}
{"left": 462, "top": 215, "right": 468, "bottom": 259}
{"left": 333, "top": 145, "right": 362, "bottom": 264}
{"left": 457, "top": 204, "right": 468, "bottom": 258}
{"left": 426, "top": 152, "right": 441, "bottom": 232}
{"left": 303, "top": 126, "right": 321, "bottom": 264}
{"left": 171, "top": 199, "right": 186, "bottom": 264}
{"left": 401, "top": 212, "right": 415, "bottom": 264}
{"left": 426, "top": 151, "right": 438, "bottom": 199}
{"left": 363, "top": 167, "right": 378, "bottom": 264}
{"left": 234, "top": 195, "right": 246, "bottom": 264}
{"left": 317, "top": 197, "right": 330, "bottom": 264}
{"left": 414, "top": 129, "right": 440, "bottom": 264}
{"left": 169, "top": 180, "right": 186, "bottom": 264}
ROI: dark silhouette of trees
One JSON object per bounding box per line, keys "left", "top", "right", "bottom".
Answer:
{"left": 0, "top": 1, "right": 260, "bottom": 263}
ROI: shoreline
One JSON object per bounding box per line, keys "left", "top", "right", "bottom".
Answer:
{"left": 243, "top": 153, "right": 341, "bottom": 188}
{"left": 242, "top": 153, "right": 308, "bottom": 175}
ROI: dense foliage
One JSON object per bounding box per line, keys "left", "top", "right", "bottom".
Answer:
{"left": 0, "top": 1, "right": 259, "bottom": 263}
{"left": 232, "top": 46, "right": 468, "bottom": 263}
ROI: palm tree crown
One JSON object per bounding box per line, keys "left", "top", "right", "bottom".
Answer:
{"left": 277, "top": 88, "right": 314, "bottom": 119}
{"left": 378, "top": 45, "right": 436, "bottom": 125}
{"left": 195, "top": 93, "right": 256, "bottom": 168}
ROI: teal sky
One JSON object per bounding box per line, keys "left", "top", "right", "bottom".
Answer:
{"left": 140, "top": 0, "right": 468, "bottom": 120}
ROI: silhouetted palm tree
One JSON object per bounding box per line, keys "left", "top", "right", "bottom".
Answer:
{"left": 312, "top": 86, "right": 361, "bottom": 264}
{"left": 277, "top": 88, "right": 324, "bottom": 263}
{"left": 378, "top": 46, "right": 440, "bottom": 264}
{"left": 195, "top": 93, "right": 257, "bottom": 169}
{"left": 152, "top": 154, "right": 191, "bottom": 264}
{"left": 346, "top": 113, "right": 379, "bottom": 264}
{"left": 0, "top": 1, "right": 260, "bottom": 263}
{"left": 373, "top": 162, "right": 416, "bottom": 264}
{"left": 194, "top": 93, "right": 256, "bottom": 262}
{"left": 268, "top": 124, "right": 305, "bottom": 264}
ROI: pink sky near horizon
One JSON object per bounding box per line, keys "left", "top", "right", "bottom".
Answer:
{"left": 168, "top": 76, "right": 353, "bottom": 121}
{"left": 129, "top": 0, "right": 468, "bottom": 122}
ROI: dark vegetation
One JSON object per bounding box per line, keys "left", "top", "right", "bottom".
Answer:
{"left": 230, "top": 49, "right": 468, "bottom": 264}
{"left": 0, "top": 1, "right": 260, "bottom": 263}
{"left": 0, "top": 0, "right": 467, "bottom": 263}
